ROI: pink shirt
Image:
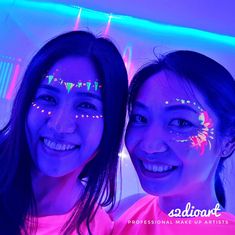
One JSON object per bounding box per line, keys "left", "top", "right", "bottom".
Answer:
{"left": 23, "top": 206, "right": 113, "bottom": 235}
{"left": 113, "top": 195, "right": 235, "bottom": 235}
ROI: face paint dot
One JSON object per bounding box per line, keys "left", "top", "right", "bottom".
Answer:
{"left": 100, "top": 115, "right": 103, "bottom": 118}
{"left": 36, "top": 106, "right": 40, "bottom": 109}
{"left": 181, "top": 99, "right": 185, "bottom": 104}
{"left": 76, "top": 115, "right": 79, "bottom": 119}
{"left": 41, "top": 110, "right": 44, "bottom": 113}
{"left": 48, "top": 111, "right": 52, "bottom": 115}
{"left": 81, "top": 114, "right": 84, "bottom": 118}
{"left": 165, "top": 101, "right": 169, "bottom": 104}
{"left": 86, "top": 115, "right": 89, "bottom": 118}
{"left": 186, "top": 100, "right": 190, "bottom": 104}
{"left": 92, "top": 115, "right": 95, "bottom": 118}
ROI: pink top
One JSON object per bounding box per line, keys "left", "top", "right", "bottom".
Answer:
{"left": 113, "top": 195, "right": 235, "bottom": 235}
{"left": 23, "top": 206, "right": 113, "bottom": 235}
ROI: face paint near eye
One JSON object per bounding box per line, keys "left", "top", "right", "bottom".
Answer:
{"left": 165, "top": 99, "right": 214, "bottom": 156}
{"left": 31, "top": 102, "right": 103, "bottom": 119}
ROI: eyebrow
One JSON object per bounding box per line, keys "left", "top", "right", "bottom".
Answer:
{"left": 132, "top": 101, "right": 198, "bottom": 113}
{"left": 38, "top": 84, "right": 102, "bottom": 101}
{"left": 164, "top": 104, "right": 198, "bottom": 113}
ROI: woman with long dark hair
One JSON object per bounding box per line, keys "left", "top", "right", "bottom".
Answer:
{"left": 0, "top": 30, "right": 128, "bottom": 235}
{"left": 113, "top": 50, "right": 235, "bottom": 235}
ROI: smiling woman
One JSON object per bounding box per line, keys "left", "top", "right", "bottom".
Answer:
{"left": 113, "top": 50, "right": 235, "bottom": 235}
{"left": 0, "top": 31, "right": 128, "bottom": 235}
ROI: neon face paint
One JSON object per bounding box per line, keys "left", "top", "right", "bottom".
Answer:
{"left": 31, "top": 102, "right": 103, "bottom": 119}
{"left": 45, "top": 74, "right": 102, "bottom": 93}
{"left": 165, "top": 98, "right": 214, "bottom": 155}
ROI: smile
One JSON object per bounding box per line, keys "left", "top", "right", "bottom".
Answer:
{"left": 142, "top": 161, "right": 174, "bottom": 173}
{"left": 43, "top": 138, "right": 77, "bottom": 151}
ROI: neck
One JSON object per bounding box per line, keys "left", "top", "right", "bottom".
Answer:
{"left": 159, "top": 182, "right": 223, "bottom": 215}
{"left": 32, "top": 169, "right": 84, "bottom": 216}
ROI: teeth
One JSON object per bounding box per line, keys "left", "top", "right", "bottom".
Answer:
{"left": 142, "top": 161, "right": 174, "bottom": 173}
{"left": 43, "top": 138, "right": 76, "bottom": 151}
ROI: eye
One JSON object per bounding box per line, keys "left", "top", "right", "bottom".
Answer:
{"left": 169, "top": 119, "right": 193, "bottom": 129}
{"left": 129, "top": 114, "right": 147, "bottom": 124}
{"left": 37, "top": 95, "right": 56, "bottom": 104}
{"left": 77, "top": 102, "right": 97, "bottom": 110}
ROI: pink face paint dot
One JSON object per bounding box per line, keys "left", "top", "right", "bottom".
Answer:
{"left": 75, "top": 115, "right": 78, "bottom": 119}
{"left": 81, "top": 114, "right": 84, "bottom": 118}
{"left": 48, "top": 111, "right": 51, "bottom": 115}
{"left": 165, "top": 101, "right": 169, "bottom": 104}
{"left": 41, "top": 110, "right": 44, "bottom": 113}
{"left": 86, "top": 115, "right": 89, "bottom": 118}
{"left": 37, "top": 106, "right": 40, "bottom": 109}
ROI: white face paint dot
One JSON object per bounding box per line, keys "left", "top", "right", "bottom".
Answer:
{"left": 36, "top": 106, "right": 40, "bottom": 109}
{"left": 81, "top": 114, "right": 84, "bottom": 118}
{"left": 48, "top": 111, "right": 52, "bottom": 115}
{"left": 41, "top": 110, "right": 44, "bottom": 113}
{"left": 75, "top": 115, "right": 78, "bottom": 119}
{"left": 86, "top": 115, "right": 89, "bottom": 118}
{"left": 165, "top": 101, "right": 169, "bottom": 104}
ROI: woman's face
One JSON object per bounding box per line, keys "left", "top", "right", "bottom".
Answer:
{"left": 26, "top": 56, "right": 104, "bottom": 177}
{"left": 125, "top": 70, "right": 221, "bottom": 197}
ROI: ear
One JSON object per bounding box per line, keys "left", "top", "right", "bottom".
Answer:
{"left": 219, "top": 136, "right": 235, "bottom": 158}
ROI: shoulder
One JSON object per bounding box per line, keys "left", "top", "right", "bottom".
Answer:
{"left": 110, "top": 193, "right": 152, "bottom": 221}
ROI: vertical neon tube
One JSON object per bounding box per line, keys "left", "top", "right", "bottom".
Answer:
{"left": 3, "top": 63, "right": 13, "bottom": 98}
{"left": 73, "top": 7, "right": 82, "bottom": 31}
{"left": 6, "top": 64, "right": 20, "bottom": 100}
{"left": 104, "top": 14, "right": 112, "bottom": 36}
{"left": 0, "top": 62, "right": 9, "bottom": 98}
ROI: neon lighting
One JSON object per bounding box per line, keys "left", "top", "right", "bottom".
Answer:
{"left": 3, "top": 63, "right": 13, "bottom": 98}
{"left": 73, "top": 7, "right": 82, "bottom": 31}
{"left": 45, "top": 75, "right": 102, "bottom": 93}
{"left": 104, "top": 14, "right": 112, "bottom": 36}
{"left": 0, "top": 62, "right": 10, "bottom": 98}
{"left": 6, "top": 64, "right": 21, "bottom": 100}
{"left": 122, "top": 46, "right": 133, "bottom": 78}
{"left": 31, "top": 102, "right": 103, "bottom": 119}
{"left": 17, "top": 1, "right": 235, "bottom": 47}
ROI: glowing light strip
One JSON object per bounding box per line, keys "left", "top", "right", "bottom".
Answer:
{"left": 73, "top": 7, "right": 82, "bottom": 31}
{"left": 6, "top": 64, "right": 20, "bottom": 100}
{"left": 2, "top": 63, "right": 13, "bottom": 98}
{"left": 0, "top": 62, "right": 10, "bottom": 98}
{"left": 16, "top": 1, "right": 235, "bottom": 47}
{"left": 104, "top": 14, "right": 112, "bottom": 36}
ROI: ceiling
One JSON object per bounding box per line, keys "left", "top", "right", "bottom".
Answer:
{"left": 22, "top": 0, "right": 235, "bottom": 37}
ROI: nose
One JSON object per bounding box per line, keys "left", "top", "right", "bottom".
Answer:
{"left": 47, "top": 106, "right": 76, "bottom": 134}
{"left": 139, "top": 125, "right": 168, "bottom": 154}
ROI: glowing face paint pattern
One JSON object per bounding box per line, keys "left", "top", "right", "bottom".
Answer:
{"left": 31, "top": 102, "right": 103, "bottom": 120}
{"left": 165, "top": 98, "right": 214, "bottom": 155}
{"left": 46, "top": 74, "right": 102, "bottom": 93}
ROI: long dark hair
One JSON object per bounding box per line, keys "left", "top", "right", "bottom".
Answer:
{"left": 128, "top": 50, "right": 235, "bottom": 208}
{"left": 0, "top": 31, "right": 128, "bottom": 234}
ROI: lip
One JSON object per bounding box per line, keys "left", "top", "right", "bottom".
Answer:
{"left": 40, "top": 137, "right": 80, "bottom": 156}
{"left": 138, "top": 159, "right": 178, "bottom": 179}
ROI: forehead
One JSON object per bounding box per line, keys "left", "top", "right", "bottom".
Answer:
{"left": 136, "top": 70, "right": 203, "bottom": 106}
{"left": 44, "top": 56, "right": 99, "bottom": 84}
